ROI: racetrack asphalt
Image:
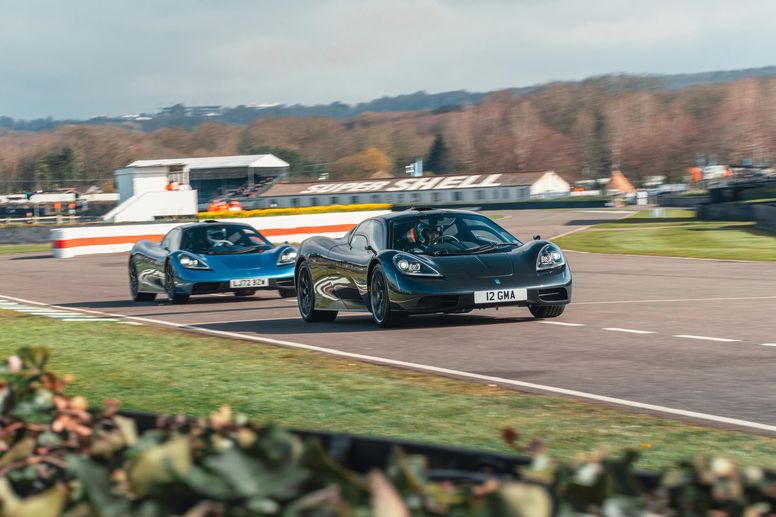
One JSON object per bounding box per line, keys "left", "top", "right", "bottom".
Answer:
{"left": 1, "top": 209, "right": 775, "bottom": 432}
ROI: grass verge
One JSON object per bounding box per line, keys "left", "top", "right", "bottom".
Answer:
{"left": 0, "top": 310, "right": 774, "bottom": 470}
{"left": 552, "top": 209, "right": 776, "bottom": 261}
{"left": 0, "top": 243, "right": 50, "bottom": 254}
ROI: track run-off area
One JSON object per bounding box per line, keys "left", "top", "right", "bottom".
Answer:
{"left": 1, "top": 209, "right": 775, "bottom": 433}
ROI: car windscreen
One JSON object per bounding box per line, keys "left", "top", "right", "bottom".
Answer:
{"left": 390, "top": 214, "right": 521, "bottom": 256}
{"left": 180, "top": 225, "right": 273, "bottom": 255}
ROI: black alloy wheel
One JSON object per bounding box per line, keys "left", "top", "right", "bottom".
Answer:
{"left": 369, "top": 265, "right": 407, "bottom": 328}
{"left": 528, "top": 304, "right": 565, "bottom": 319}
{"left": 297, "top": 263, "right": 337, "bottom": 322}
{"left": 129, "top": 257, "right": 156, "bottom": 302}
{"left": 165, "top": 261, "right": 190, "bottom": 304}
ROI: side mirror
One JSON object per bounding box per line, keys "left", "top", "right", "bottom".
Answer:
{"left": 533, "top": 235, "right": 541, "bottom": 240}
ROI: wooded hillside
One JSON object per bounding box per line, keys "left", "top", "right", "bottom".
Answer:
{"left": 2, "top": 74, "right": 776, "bottom": 192}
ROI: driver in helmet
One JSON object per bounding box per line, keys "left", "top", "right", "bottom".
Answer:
{"left": 206, "top": 227, "right": 231, "bottom": 247}
{"left": 416, "top": 221, "right": 444, "bottom": 248}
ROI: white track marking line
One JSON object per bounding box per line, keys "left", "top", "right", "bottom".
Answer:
{"left": 2, "top": 292, "right": 775, "bottom": 433}
{"left": 576, "top": 296, "right": 776, "bottom": 305}
{"left": 572, "top": 210, "right": 636, "bottom": 214}
{"left": 540, "top": 321, "right": 585, "bottom": 327}
{"left": 759, "top": 343, "right": 776, "bottom": 347}
{"left": 674, "top": 335, "right": 741, "bottom": 343}
{"left": 603, "top": 327, "right": 656, "bottom": 335}
{"left": 62, "top": 318, "right": 120, "bottom": 322}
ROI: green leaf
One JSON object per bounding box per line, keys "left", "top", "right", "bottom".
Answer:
{"left": 203, "top": 447, "right": 308, "bottom": 500}
{"left": 66, "top": 456, "right": 132, "bottom": 517}
{"left": 17, "top": 346, "right": 50, "bottom": 371}
{"left": 0, "top": 479, "right": 67, "bottom": 517}
{"left": 128, "top": 436, "right": 192, "bottom": 497}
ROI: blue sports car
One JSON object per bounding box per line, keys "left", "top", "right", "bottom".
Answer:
{"left": 129, "top": 220, "right": 297, "bottom": 303}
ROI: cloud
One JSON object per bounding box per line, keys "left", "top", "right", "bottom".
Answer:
{"left": 0, "top": 0, "right": 774, "bottom": 118}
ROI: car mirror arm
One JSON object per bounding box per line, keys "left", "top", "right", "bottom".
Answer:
{"left": 366, "top": 245, "right": 377, "bottom": 255}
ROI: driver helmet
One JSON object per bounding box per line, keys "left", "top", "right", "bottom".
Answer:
{"left": 416, "top": 222, "right": 443, "bottom": 245}
{"left": 206, "top": 227, "right": 227, "bottom": 244}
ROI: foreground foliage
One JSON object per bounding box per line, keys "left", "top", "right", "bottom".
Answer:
{"left": 1, "top": 348, "right": 774, "bottom": 516}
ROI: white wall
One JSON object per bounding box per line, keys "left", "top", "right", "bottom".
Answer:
{"left": 54, "top": 209, "right": 391, "bottom": 258}
{"left": 530, "top": 171, "right": 570, "bottom": 198}
{"left": 103, "top": 190, "right": 198, "bottom": 223}
{"left": 115, "top": 166, "right": 170, "bottom": 203}
{"left": 115, "top": 168, "right": 135, "bottom": 202}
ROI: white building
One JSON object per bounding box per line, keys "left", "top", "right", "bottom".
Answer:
{"left": 260, "top": 171, "right": 570, "bottom": 208}
{"left": 107, "top": 154, "right": 289, "bottom": 222}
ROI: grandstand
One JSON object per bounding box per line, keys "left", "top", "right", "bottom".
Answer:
{"left": 120, "top": 155, "right": 290, "bottom": 209}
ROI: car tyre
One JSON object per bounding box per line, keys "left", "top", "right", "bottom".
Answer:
{"left": 278, "top": 289, "right": 297, "bottom": 298}
{"left": 164, "top": 261, "right": 190, "bottom": 304}
{"left": 528, "top": 304, "right": 565, "bottom": 319}
{"left": 129, "top": 257, "right": 156, "bottom": 302}
{"left": 234, "top": 290, "right": 255, "bottom": 297}
{"left": 369, "top": 265, "right": 407, "bottom": 328}
{"left": 297, "top": 263, "right": 337, "bottom": 322}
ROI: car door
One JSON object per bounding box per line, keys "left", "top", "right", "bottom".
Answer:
{"left": 338, "top": 220, "right": 384, "bottom": 310}
{"left": 148, "top": 228, "right": 181, "bottom": 290}
{"left": 307, "top": 235, "right": 348, "bottom": 311}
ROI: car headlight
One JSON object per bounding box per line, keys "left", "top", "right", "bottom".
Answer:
{"left": 277, "top": 248, "right": 298, "bottom": 265}
{"left": 536, "top": 244, "right": 565, "bottom": 271}
{"left": 179, "top": 253, "right": 210, "bottom": 270}
{"left": 393, "top": 254, "right": 442, "bottom": 277}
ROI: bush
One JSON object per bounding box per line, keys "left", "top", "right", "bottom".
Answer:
{"left": 1, "top": 347, "right": 774, "bottom": 516}
{"left": 198, "top": 203, "right": 391, "bottom": 220}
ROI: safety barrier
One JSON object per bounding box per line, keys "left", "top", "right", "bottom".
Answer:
{"left": 50, "top": 210, "right": 390, "bottom": 258}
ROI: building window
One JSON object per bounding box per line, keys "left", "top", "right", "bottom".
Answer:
{"left": 432, "top": 192, "right": 441, "bottom": 202}
{"left": 310, "top": 197, "right": 318, "bottom": 206}
{"left": 351, "top": 195, "right": 359, "bottom": 204}
{"left": 502, "top": 189, "right": 510, "bottom": 200}
{"left": 411, "top": 192, "right": 420, "bottom": 202}
{"left": 453, "top": 191, "right": 463, "bottom": 201}
{"left": 269, "top": 199, "right": 278, "bottom": 208}
{"left": 330, "top": 196, "right": 339, "bottom": 205}
{"left": 493, "top": 190, "right": 499, "bottom": 200}
{"left": 476, "top": 190, "right": 484, "bottom": 200}
{"left": 397, "top": 193, "right": 405, "bottom": 203}
{"left": 370, "top": 194, "right": 380, "bottom": 203}
{"left": 292, "top": 198, "right": 300, "bottom": 207}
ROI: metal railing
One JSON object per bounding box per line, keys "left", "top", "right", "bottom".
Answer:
{"left": 1, "top": 215, "right": 82, "bottom": 225}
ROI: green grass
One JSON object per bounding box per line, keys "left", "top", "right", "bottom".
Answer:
{"left": 553, "top": 209, "right": 776, "bottom": 261}
{"left": 0, "top": 243, "right": 50, "bottom": 254}
{"left": 1, "top": 311, "right": 774, "bottom": 470}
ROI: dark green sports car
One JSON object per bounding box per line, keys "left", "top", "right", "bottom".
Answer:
{"left": 294, "top": 208, "right": 571, "bottom": 327}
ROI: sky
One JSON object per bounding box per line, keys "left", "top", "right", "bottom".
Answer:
{"left": 1, "top": 0, "right": 775, "bottom": 119}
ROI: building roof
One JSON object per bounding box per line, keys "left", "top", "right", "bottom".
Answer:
{"left": 263, "top": 171, "right": 553, "bottom": 197}
{"left": 127, "top": 154, "right": 290, "bottom": 169}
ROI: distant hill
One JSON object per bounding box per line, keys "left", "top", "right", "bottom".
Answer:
{"left": 2, "top": 66, "right": 776, "bottom": 132}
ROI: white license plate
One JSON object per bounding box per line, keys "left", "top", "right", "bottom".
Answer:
{"left": 474, "top": 288, "right": 527, "bottom": 304}
{"left": 230, "top": 278, "right": 268, "bottom": 288}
